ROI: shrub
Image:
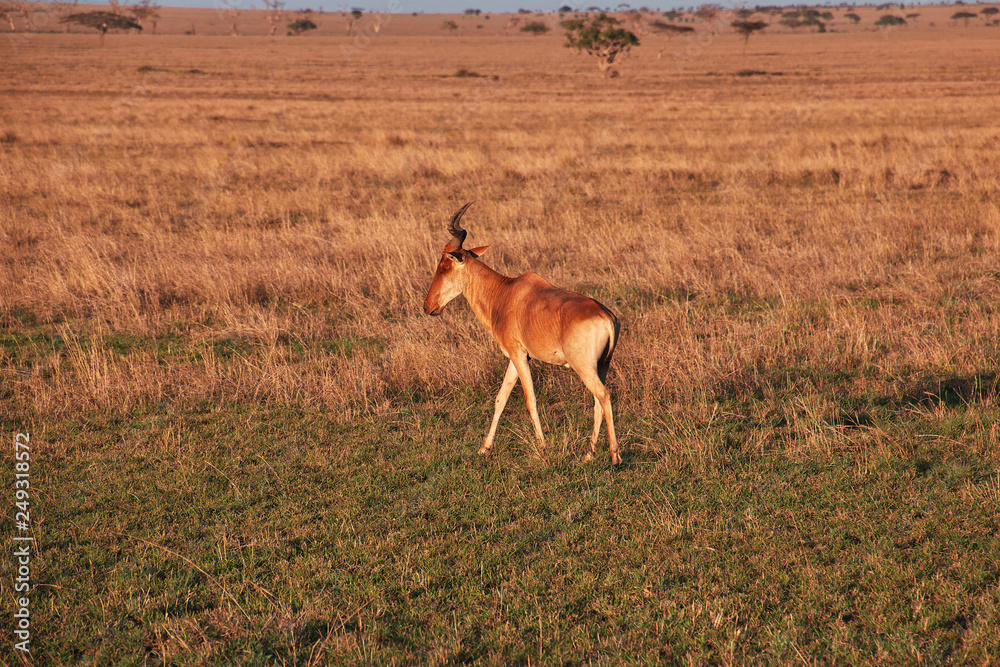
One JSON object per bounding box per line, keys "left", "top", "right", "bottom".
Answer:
{"left": 287, "top": 18, "right": 317, "bottom": 34}
{"left": 875, "top": 15, "right": 906, "bottom": 27}
{"left": 521, "top": 21, "right": 550, "bottom": 35}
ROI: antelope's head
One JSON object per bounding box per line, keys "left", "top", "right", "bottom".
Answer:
{"left": 424, "top": 202, "right": 490, "bottom": 316}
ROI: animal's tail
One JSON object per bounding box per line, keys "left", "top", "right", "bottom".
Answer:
{"left": 597, "top": 304, "right": 620, "bottom": 373}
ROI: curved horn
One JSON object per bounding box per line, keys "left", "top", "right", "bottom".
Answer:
{"left": 447, "top": 202, "right": 473, "bottom": 249}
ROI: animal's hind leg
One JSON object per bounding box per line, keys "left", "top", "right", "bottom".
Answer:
{"left": 583, "top": 396, "right": 603, "bottom": 463}
{"left": 577, "top": 365, "right": 620, "bottom": 465}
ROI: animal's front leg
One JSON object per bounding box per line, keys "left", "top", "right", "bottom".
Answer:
{"left": 479, "top": 360, "right": 520, "bottom": 455}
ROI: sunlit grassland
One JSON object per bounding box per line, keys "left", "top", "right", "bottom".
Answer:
{"left": 2, "top": 24, "right": 1000, "bottom": 664}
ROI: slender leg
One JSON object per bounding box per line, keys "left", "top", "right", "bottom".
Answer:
{"left": 479, "top": 360, "right": 519, "bottom": 455}
{"left": 511, "top": 353, "right": 546, "bottom": 449}
{"left": 601, "top": 391, "right": 620, "bottom": 466}
{"left": 576, "top": 369, "right": 620, "bottom": 465}
{"left": 583, "top": 396, "right": 603, "bottom": 463}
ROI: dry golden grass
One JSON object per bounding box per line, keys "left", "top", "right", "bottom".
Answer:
{"left": 2, "top": 16, "right": 999, "bottom": 441}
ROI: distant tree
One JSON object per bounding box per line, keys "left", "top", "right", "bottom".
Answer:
{"left": 345, "top": 8, "right": 362, "bottom": 34}
{"left": 1, "top": 0, "right": 32, "bottom": 31}
{"left": 562, "top": 12, "right": 639, "bottom": 77}
{"left": 694, "top": 2, "right": 721, "bottom": 28}
{"left": 442, "top": 19, "right": 458, "bottom": 32}
{"left": 262, "top": 0, "right": 285, "bottom": 36}
{"left": 982, "top": 7, "right": 999, "bottom": 16}
{"left": 844, "top": 12, "right": 860, "bottom": 23}
{"left": 521, "top": 20, "right": 550, "bottom": 35}
{"left": 128, "top": 0, "right": 160, "bottom": 33}
{"left": 951, "top": 11, "right": 978, "bottom": 26}
{"left": 782, "top": 14, "right": 825, "bottom": 32}
{"left": 226, "top": 8, "right": 240, "bottom": 35}
{"left": 804, "top": 15, "right": 826, "bottom": 32}
{"left": 1, "top": 1, "right": 19, "bottom": 31}
{"left": 732, "top": 20, "right": 767, "bottom": 56}
{"left": 559, "top": 4, "right": 573, "bottom": 12}
{"left": 287, "top": 17, "right": 316, "bottom": 34}
{"left": 0, "top": 4, "right": 13, "bottom": 31}
{"left": 648, "top": 20, "right": 693, "bottom": 59}
{"left": 50, "top": 0, "right": 76, "bottom": 32}
{"left": 61, "top": 10, "right": 141, "bottom": 44}
{"left": 875, "top": 14, "right": 906, "bottom": 26}
{"left": 464, "top": 8, "right": 481, "bottom": 14}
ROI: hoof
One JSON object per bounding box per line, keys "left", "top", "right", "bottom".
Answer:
{"left": 611, "top": 452, "right": 622, "bottom": 466}
{"left": 477, "top": 446, "right": 492, "bottom": 456}
{"left": 582, "top": 451, "right": 596, "bottom": 463}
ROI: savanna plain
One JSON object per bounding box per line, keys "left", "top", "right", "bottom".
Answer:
{"left": 2, "top": 9, "right": 1000, "bottom": 664}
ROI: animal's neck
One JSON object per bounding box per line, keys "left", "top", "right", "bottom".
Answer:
{"left": 463, "top": 259, "right": 512, "bottom": 329}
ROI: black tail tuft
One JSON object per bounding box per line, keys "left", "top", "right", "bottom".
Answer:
{"left": 597, "top": 307, "right": 620, "bottom": 377}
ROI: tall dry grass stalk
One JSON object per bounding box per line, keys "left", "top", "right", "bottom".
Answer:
{"left": 2, "top": 31, "right": 999, "bottom": 439}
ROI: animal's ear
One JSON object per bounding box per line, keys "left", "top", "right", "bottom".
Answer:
{"left": 468, "top": 245, "right": 490, "bottom": 258}
{"left": 445, "top": 250, "right": 466, "bottom": 264}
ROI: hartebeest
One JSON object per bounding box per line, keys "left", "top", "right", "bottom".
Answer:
{"left": 423, "top": 203, "right": 622, "bottom": 465}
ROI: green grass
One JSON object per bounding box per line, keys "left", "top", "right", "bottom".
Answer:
{"left": 6, "top": 384, "right": 999, "bottom": 664}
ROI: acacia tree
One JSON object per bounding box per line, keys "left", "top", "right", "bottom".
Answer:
{"left": 875, "top": 14, "right": 906, "bottom": 27}
{"left": 1, "top": 0, "right": 31, "bottom": 31}
{"left": 51, "top": 0, "right": 75, "bottom": 32}
{"left": 61, "top": 10, "right": 141, "bottom": 44}
{"left": 262, "top": 0, "right": 284, "bottom": 36}
{"left": 694, "top": 2, "right": 721, "bottom": 29}
{"left": 732, "top": 19, "right": 766, "bottom": 57}
{"left": 225, "top": 7, "right": 240, "bottom": 35}
{"left": 128, "top": 0, "right": 160, "bottom": 33}
{"left": 562, "top": 13, "right": 639, "bottom": 78}
{"left": 0, "top": 3, "right": 17, "bottom": 31}
{"left": 648, "top": 19, "right": 693, "bottom": 60}
{"left": 951, "top": 11, "right": 978, "bottom": 26}
{"left": 346, "top": 7, "right": 361, "bottom": 34}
